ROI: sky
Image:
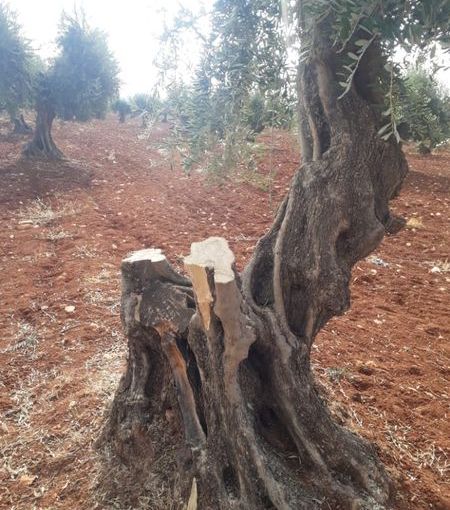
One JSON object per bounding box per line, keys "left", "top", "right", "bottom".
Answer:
{"left": 8, "top": 0, "right": 209, "bottom": 96}
{"left": 8, "top": 0, "right": 450, "bottom": 96}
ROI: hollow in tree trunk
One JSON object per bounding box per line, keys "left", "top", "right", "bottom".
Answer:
{"left": 99, "top": 19, "right": 408, "bottom": 510}
{"left": 23, "top": 101, "right": 64, "bottom": 159}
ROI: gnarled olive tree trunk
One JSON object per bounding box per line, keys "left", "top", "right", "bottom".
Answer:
{"left": 23, "top": 100, "right": 63, "bottom": 159}
{"left": 99, "top": 20, "right": 407, "bottom": 510}
{"left": 12, "top": 114, "right": 32, "bottom": 135}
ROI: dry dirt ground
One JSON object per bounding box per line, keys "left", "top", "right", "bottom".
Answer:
{"left": 0, "top": 116, "right": 448, "bottom": 509}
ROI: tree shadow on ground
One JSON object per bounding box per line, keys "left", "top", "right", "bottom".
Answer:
{"left": 0, "top": 158, "right": 93, "bottom": 208}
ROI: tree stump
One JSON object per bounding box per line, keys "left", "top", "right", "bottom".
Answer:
{"left": 100, "top": 229, "right": 401, "bottom": 508}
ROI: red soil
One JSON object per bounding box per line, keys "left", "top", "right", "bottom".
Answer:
{"left": 0, "top": 116, "right": 448, "bottom": 509}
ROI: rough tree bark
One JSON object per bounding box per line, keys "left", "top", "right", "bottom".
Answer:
{"left": 23, "top": 100, "right": 64, "bottom": 159}
{"left": 99, "top": 16, "right": 408, "bottom": 510}
{"left": 12, "top": 114, "right": 32, "bottom": 135}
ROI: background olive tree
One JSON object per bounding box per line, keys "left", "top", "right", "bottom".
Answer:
{"left": 398, "top": 62, "right": 450, "bottom": 153}
{"left": 24, "top": 11, "right": 119, "bottom": 159}
{"left": 112, "top": 98, "right": 132, "bottom": 123}
{"left": 0, "top": 1, "right": 36, "bottom": 133}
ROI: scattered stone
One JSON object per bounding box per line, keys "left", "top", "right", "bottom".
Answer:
{"left": 406, "top": 217, "right": 424, "bottom": 229}
{"left": 358, "top": 364, "right": 375, "bottom": 376}
{"left": 367, "top": 255, "right": 389, "bottom": 267}
{"left": 408, "top": 366, "right": 422, "bottom": 376}
{"left": 18, "top": 474, "right": 36, "bottom": 487}
{"left": 350, "top": 377, "right": 372, "bottom": 391}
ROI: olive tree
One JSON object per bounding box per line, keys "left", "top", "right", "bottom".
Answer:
{"left": 24, "top": 12, "right": 119, "bottom": 159}
{"left": 100, "top": 1, "right": 449, "bottom": 508}
{"left": 399, "top": 64, "right": 450, "bottom": 153}
{"left": 0, "top": 2, "right": 34, "bottom": 133}
{"left": 112, "top": 98, "right": 132, "bottom": 123}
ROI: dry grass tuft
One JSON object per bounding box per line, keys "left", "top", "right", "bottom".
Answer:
{"left": 74, "top": 244, "right": 98, "bottom": 258}
{"left": 92, "top": 417, "right": 180, "bottom": 510}
{"left": 385, "top": 423, "right": 450, "bottom": 479}
{"left": 82, "top": 268, "right": 120, "bottom": 309}
{"left": 326, "top": 366, "right": 349, "bottom": 383}
{"left": 85, "top": 330, "right": 126, "bottom": 397}
{"left": 84, "top": 289, "right": 117, "bottom": 306}
{"left": 44, "top": 228, "right": 73, "bottom": 241}
{"left": 0, "top": 330, "right": 127, "bottom": 509}
{"left": 9, "top": 385, "right": 34, "bottom": 427}
{"left": 430, "top": 259, "right": 450, "bottom": 273}
{"left": 1, "top": 321, "right": 40, "bottom": 355}
{"left": 84, "top": 268, "right": 116, "bottom": 286}
{"left": 17, "top": 198, "right": 80, "bottom": 227}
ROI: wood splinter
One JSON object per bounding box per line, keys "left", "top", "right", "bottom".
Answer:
{"left": 155, "top": 321, "right": 205, "bottom": 448}
{"left": 185, "top": 237, "right": 255, "bottom": 400}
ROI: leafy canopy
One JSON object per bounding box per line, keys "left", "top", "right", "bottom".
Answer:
{"left": 131, "top": 93, "right": 162, "bottom": 116}
{"left": 398, "top": 64, "right": 450, "bottom": 151}
{"left": 153, "top": 0, "right": 449, "bottom": 170}
{"left": 191, "top": 0, "right": 293, "bottom": 135}
{"left": 298, "top": 0, "right": 449, "bottom": 140}
{"left": 0, "top": 2, "right": 36, "bottom": 117}
{"left": 49, "top": 11, "right": 120, "bottom": 121}
{"left": 156, "top": 0, "right": 295, "bottom": 173}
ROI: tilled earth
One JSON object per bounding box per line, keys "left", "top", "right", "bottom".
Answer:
{"left": 0, "top": 116, "right": 448, "bottom": 509}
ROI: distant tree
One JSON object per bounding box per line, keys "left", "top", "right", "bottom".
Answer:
{"left": 131, "top": 93, "right": 159, "bottom": 114}
{"left": 398, "top": 65, "right": 450, "bottom": 153}
{"left": 112, "top": 98, "right": 132, "bottom": 123}
{"left": 243, "top": 92, "right": 267, "bottom": 134}
{"left": 243, "top": 91, "right": 294, "bottom": 135}
{"left": 131, "top": 93, "right": 163, "bottom": 127}
{"left": 131, "top": 93, "right": 151, "bottom": 112}
{"left": 0, "top": 2, "right": 35, "bottom": 133}
{"left": 24, "top": 11, "right": 119, "bottom": 159}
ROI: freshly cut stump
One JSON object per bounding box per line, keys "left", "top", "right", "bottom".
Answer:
{"left": 100, "top": 236, "right": 396, "bottom": 509}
